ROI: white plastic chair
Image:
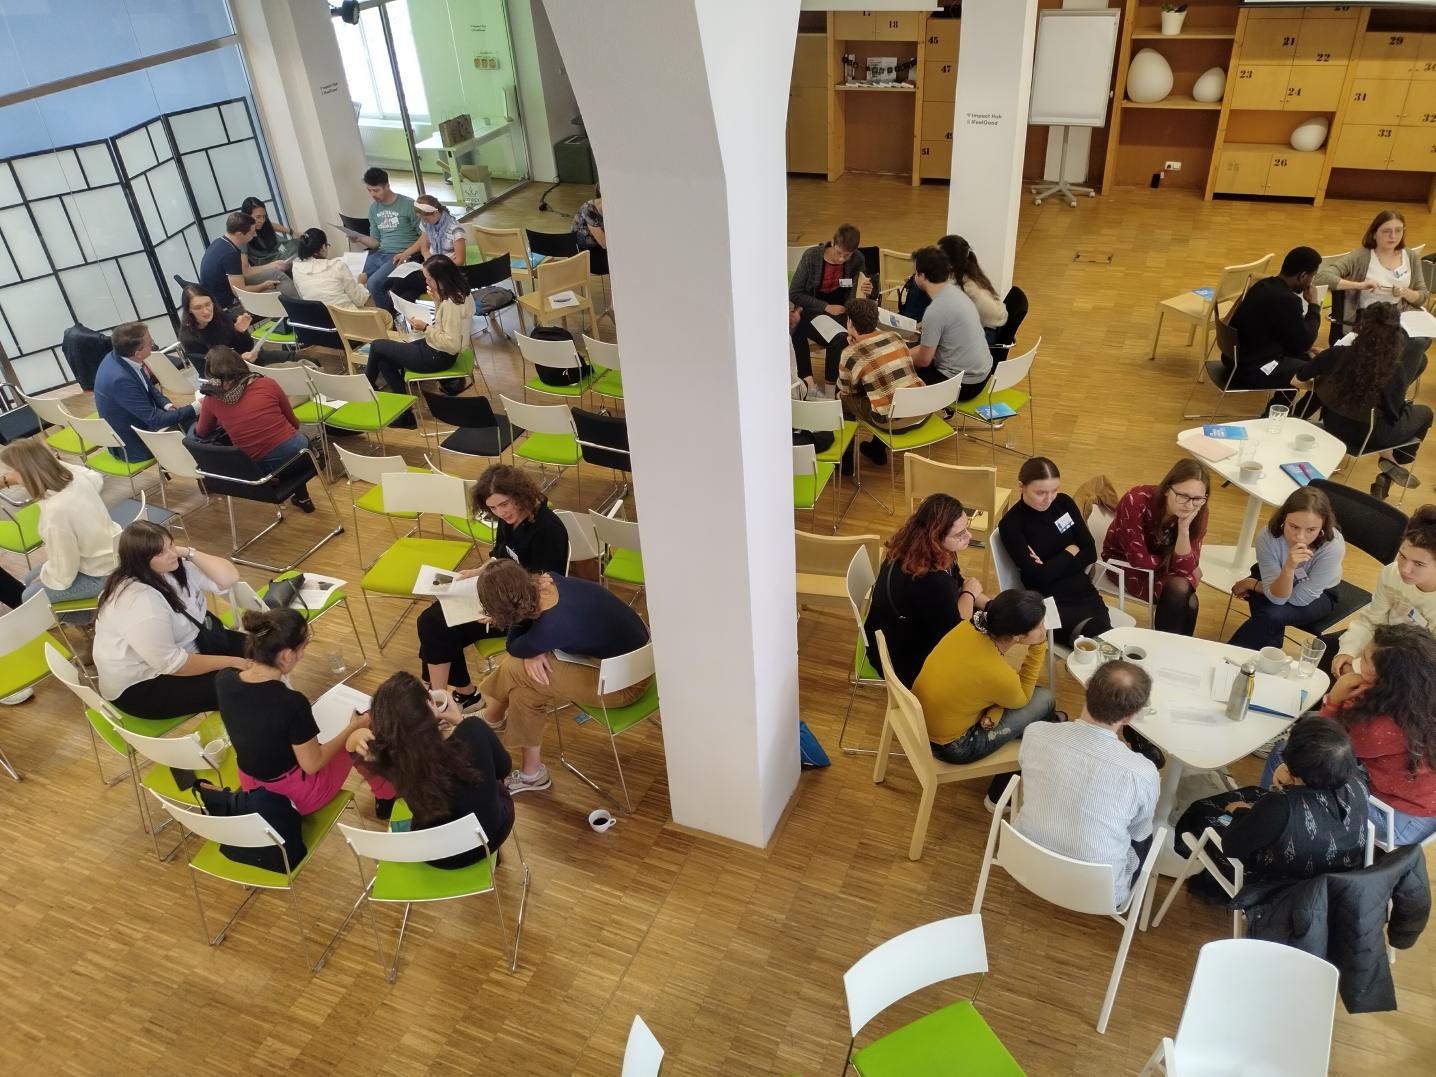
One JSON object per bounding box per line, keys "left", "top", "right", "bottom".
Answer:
{"left": 588, "top": 509, "right": 644, "bottom": 603}
{"left": 582, "top": 334, "right": 623, "bottom": 403}
{"left": 1138, "top": 938, "right": 1338, "bottom": 1076}
{"left": 499, "top": 394, "right": 581, "bottom": 497}
{"left": 0, "top": 592, "right": 65, "bottom": 780}
{"left": 837, "top": 546, "right": 887, "bottom": 757}
{"left": 234, "top": 284, "right": 290, "bottom": 325}
{"left": 554, "top": 642, "right": 658, "bottom": 815}
{"left": 133, "top": 426, "right": 207, "bottom": 511}
{"left": 18, "top": 390, "right": 93, "bottom": 458}
{"left": 1084, "top": 502, "right": 1156, "bottom": 629}
{"left": 70, "top": 414, "right": 157, "bottom": 497}
{"left": 147, "top": 344, "right": 203, "bottom": 396}
{"left": 622, "top": 1015, "right": 664, "bottom": 1077}
{"left": 111, "top": 724, "right": 222, "bottom": 860}
{"left": 792, "top": 395, "right": 856, "bottom": 532}
{"left": 515, "top": 331, "right": 597, "bottom": 405}
{"left": 557, "top": 508, "right": 600, "bottom": 563}
{"left": 972, "top": 776, "right": 1165, "bottom": 1034}
{"left": 842, "top": 914, "right": 1021, "bottom": 1073}
{"left": 955, "top": 339, "right": 1040, "bottom": 463}
{"left": 336, "top": 444, "right": 420, "bottom": 568}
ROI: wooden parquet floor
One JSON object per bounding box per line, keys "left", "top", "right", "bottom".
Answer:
{"left": 2, "top": 177, "right": 1434, "bottom": 1076}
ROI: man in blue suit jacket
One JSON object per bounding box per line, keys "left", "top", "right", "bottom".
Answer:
{"left": 93, "top": 322, "right": 196, "bottom": 463}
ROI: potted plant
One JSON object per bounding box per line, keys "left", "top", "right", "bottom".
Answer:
{"left": 1161, "top": 3, "right": 1188, "bottom": 35}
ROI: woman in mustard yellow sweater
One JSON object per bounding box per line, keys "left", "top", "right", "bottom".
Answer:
{"left": 914, "top": 589, "right": 1059, "bottom": 796}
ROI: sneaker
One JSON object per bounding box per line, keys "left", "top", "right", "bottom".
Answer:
{"left": 505, "top": 765, "right": 552, "bottom": 795}
{"left": 982, "top": 795, "right": 998, "bottom": 814}
{"left": 391, "top": 411, "right": 418, "bottom": 430}
{"left": 291, "top": 493, "right": 316, "bottom": 513}
{"left": 0, "top": 688, "right": 34, "bottom": 705}
{"left": 453, "top": 688, "right": 484, "bottom": 715}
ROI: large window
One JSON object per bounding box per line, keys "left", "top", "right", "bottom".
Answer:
{"left": 334, "top": 4, "right": 429, "bottom": 122}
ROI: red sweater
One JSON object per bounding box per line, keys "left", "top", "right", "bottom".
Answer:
{"left": 195, "top": 378, "right": 301, "bottom": 463}
{"left": 1320, "top": 699, "right": 1436, "bottom": 817}
{"left": 1101, "top": 484, "right": 1205, "bottom": 602}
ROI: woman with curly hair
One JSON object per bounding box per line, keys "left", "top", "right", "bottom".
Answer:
{"left": 348, "top": 671, "right": 513, "bottom": 867}
{"left": 414, "top": 464, "right": 569, "bottom": 713}
{"left": 1266, "top": 623, "right": 1436, "bottom": 846}
{"left": 1102, "top": 459, "right": 1211, "bottom": 637}
{"left": 863, "top": 493, "right": 987, "bottom": 687}
{"left": 474, "top": 560, "right": 650, "bottom": 796}
{"left": 1294, "top": 302, "right": 1433, "bottom": 499}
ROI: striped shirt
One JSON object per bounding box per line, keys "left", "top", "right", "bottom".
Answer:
{"left": 837, "top": 330, "right": 922, "bottom": 423}
{"left": 1015, "top": 719, "right": 1159, "bottom": 907}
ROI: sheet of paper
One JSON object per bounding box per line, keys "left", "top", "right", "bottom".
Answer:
{"left": 388, "top": 260, "right": 423, "bottom": 280}
{"left": 1400, "top": 308, "right": 1436, "bottom": 340}
{"left": 413, "top": 564, "right": 463, "bottom": 597}
{"left": 877, "top": 308, "right": 918, "bottom": 334}
{"left": 1169, "top": 706, "right": 1221, "bottom": 726}
{"left": 1042, "top": 595, "right": 1062, "bottom": 631}
{"left": 437, "top": 575, "right": 484, "bottom": 626}
{"left": 296, "top": 573, "right": 345, "bottom": 610}
{"left": 1336, "top": 330, "right": 1357, "bottom": 347}
{"left": 391, "top": 293, "right": 435, "bottom": 327}
{"left": 809, "top": 313, "right": 846, "bottom": 343}
{"left": 1210, "top": 665, "right": 1304, "bottom": 717}
{"left": 340, "top": 251, "right": 368, "bottom": 276}
{"left": 312, "top": 683, "right": 372, "bottom": 743}
{"left": 547, "top": 290, "right": 580, "bottom": 309}
{"left": 1154, "top": 666, "right": 1203, "bottom": 691}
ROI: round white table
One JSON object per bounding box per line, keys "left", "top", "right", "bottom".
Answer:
{"left": 1065, "top": 626, "right": 1330, "bottom": 875}
{"left": 1176, "top": 417, "right": 1345, "bottom": 595}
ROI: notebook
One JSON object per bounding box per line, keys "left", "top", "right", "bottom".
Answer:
{"left": 1179, "top": 434, "right": 1237, "bottom": 463}
{"left": 1280, "top": 461, "right": 1325, "bottom": 486}
{"left": 977, "top": 402, "right": 1016, "bottom": 420}
{"left": 1202, "top": 423, "right": 1248, "bottom": 440}
{"left": 1210, "top": 665, "right": 1307, "bottom": 718}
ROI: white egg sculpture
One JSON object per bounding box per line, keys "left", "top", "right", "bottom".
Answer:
{"left": 1192, "top": 66, "right": 1226, "bottom": 104}
{"left": 1290, "top": 116, "right": 1330, "bottom": 153}
{"left": 1126, "top": 49, "right": 1174, "bottom": 104}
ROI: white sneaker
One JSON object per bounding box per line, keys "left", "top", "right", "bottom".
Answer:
{"left": 0, "top": 687, "right": 34, "bottom": 705}
{"left": 504, "top": 765, "right": 552, "bottom": 795}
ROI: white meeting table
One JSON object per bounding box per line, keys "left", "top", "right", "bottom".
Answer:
{"left": 1065, "top": 626, "right": 1329, "bottom": 876}
{"left": 1176, "top": 417, "right": 1345, "bottom": 595}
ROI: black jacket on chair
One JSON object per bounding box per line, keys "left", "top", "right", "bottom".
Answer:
{"left": 1232, "top": 844, "right": 1430, "bottom": 1013}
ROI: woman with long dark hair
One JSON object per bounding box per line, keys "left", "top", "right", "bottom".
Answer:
{"left": 219, "top": 607, "right": 393, "bottom": 817}
{"left": 291, "top": 226, "right": 380, "bottom": 312}
{"left": 238, "top": 196, "right": 293, "bottom": 268}
{"left": 937, "top": 234, "right": 1006, "bottom": 334}
{"left": 1295, "top": 302, "right": 1433, "bottom": 499}
{"left": 1229, "top": 486, "right": 1346, "bottom": 650}
{"left": 1102, "top": 459, "right": 1210, "bottom": 636}
{"left": 1283, "top": 623, "right": 1436, "bottom": 846}
{"left": 177, "top": 283, "right": 276, "bottom": 374}
{"left": 92, "top": 521, "right": 247, "bottom": 718}
{"left": 348, "top": 671, "right": 514, "bottom": 867}
{"left": 997, "top": 457, "right": 1111, "bottom": 647}
{"left": 364, "top": 255, "right": 475, "bottom": 409}
{"left": 415, "top": 464, "right": 568, "bottom": 711}
{"left": 863, "top": 493, "right": 986, "bottom": 687}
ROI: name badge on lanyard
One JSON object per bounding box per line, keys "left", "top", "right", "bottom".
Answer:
{"left": 1054, "top": 512, "right": 1075, "bottom": 534}
{"left": 839, "top": 277, "right": 854, "bottom": 288}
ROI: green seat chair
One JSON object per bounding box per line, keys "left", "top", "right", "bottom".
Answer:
{"left": 234, "top": 285, "right": 300, "bottom": 345}
{"left": 515, "top": 331, "right": 606, "bottom": 406}
{"left": 0, "top": 498, "right": 41, "bottom": 571}
{"left": 951, "top": 339, "right": 1040, "bottom": 464}
{"left": 792, "top": 443, "right": 836, "bottom": 532}
{"left": 0, "top": 595, "right": 73, "bottom": 780}
{"left": 18, "top": 390, "right": 96, "bottom": 459}
{"left": 587, "top": 509, "right": 644, "bottom": 601}
{"left": 308, "top": 369, "right": 416, "bottom": 455}
{"left": 555, "top": 642, "right": 659, "bottom": 816}
{"left": 335, "top": 445, "right": 428, "bottom": 569}
{"left": 792, "top": 396, "right": 858, "bottom": 532}
{"left": 326, "top": 811, "right": 530, "bottom": 980}
{"left": 838, "top": 546, "right": 891, "bottom": 758}
{"left": 152, "top": 790, "right": 355, "bottom": 971}
{"left": 222, "top": 575, "right": 369, "bottom": 675}
{"left": 71, "top": 415, "right": 157, "bottom": 498}
{"left": 499, "top": 394, "right": 582, "bottom": 496}
{"left": 842, "top": 914, "right": 1024, "bottom": 1076}
{"left": 857, "top": 375, "right": 964, "bottom": 514}
{"left": 112, "top": 724, "right": 241, "bottom": 861}
{"left": 582, "top": 333, "right": 624, "bottom": 403}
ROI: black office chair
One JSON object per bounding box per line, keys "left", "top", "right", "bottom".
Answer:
{"left": 183, "top": 439, "right": 344, "bottom": 572}
{"left": 990, "top": 285, "right": 1028, "bottom": 363}
{"left": 278, "top": 295, "right": 343, "bottom": 351}
{"left": 422, "top": 390, "right": 515, "bottom": 468}
{"left": 463, "top": 254, "right": 516, "bottom": 339}
{"left": 573, "top": 406, "right": 631, "bottom": 510}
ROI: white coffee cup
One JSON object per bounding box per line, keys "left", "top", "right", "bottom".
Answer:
{"left": 1122, "top": 645, "right": 1147, "bottom": 664}
{"left": 1239, "top": 460, "right": 1264, "bottom": 480}
{"left": 588, "top": 808, "right": 617, "bottom": 833}
{"left": 1293, "top": 432, "right": 1316, "bottom": 451}
{"left": 1072, "top": 636, "right": 1100, "bottom": 665}
{"left": 203, "top": 737, "right": 230, "bottom": 764}
{"left": 1257, "top": 646, "right": 1287, "bottom": 675}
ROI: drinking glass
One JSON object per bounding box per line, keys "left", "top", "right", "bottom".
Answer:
{"left": 326, "top": 650, "right": 347, "bottom": 675}
{"left": 1266, "top": 404, "right": 1289, "bottom": 435}
{"left": 1296, "top": 637, "right": 1326, "bottom": 679}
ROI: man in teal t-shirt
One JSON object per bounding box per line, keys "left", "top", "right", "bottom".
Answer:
{"left": 359, "top": 166, "right": 422, "bottom": 311}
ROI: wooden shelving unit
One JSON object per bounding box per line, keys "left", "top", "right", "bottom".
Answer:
{"left": 1122, "top": 94, "right": 1224, "bottom": 111}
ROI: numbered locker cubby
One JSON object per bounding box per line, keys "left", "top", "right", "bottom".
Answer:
{"left": 1332, "top": 123, "right": 1399, "bottom": 170}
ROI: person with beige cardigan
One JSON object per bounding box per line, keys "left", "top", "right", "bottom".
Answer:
{"left": 364, "top": 256, "right": 474, "bottom": 421}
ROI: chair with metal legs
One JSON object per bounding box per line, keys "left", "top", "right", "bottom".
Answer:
{"left": 553, "top": 643, "right": 660, "bottom": 816}
{"left": 18, "top": 390, "right": 96, "bottom": 460}
{"left": 223, "top": 578, "right": 369, "bottom": 677}
{"left": 322, "top": 812, "right": 530, "bottom": 980}
{"left": 952, "top": 339, "right": 1041, "bottom": 462}
{"left": 152, "top": 791, "right": 355, "bottom": 971}
{"left": 335, "top": 444, "right": 425, "bottom": 570}
{"left": 71, "top": 415, "right": 158, "bottom": 498}
{"left": 857, "top": 375, "right": 963, "bottom": 513}
{"left": 837, "top": 547, "right": 892, "bottom": 758}
{"left": 792, "top": 396, "right": 857, "bottom": 533}
{"left": 110, "top": 724, "right": 238, "bottom": 861}
{"left": 0, "top": 595, "right": 74, "bottom": 780}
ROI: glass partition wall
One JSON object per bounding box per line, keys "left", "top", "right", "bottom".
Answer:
{"left": 334, "top": 0, "right": 530, "bottom": 214}
{"left": 0, "top": 2, "right": 279, "bottom": 394}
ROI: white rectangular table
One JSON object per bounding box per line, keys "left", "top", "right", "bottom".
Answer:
{"left": 1177, "top": 417, "right": 1346, "bottom": 595}
{"left": 416, "top": 118, "right": 513, "bottom": 204}
{"left": 1065, "top": 626, "right": 1329, "bottom": 875}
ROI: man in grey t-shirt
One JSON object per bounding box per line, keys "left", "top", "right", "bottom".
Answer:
{"left": 909, "top": 245, "right": 993, "bottom": 397}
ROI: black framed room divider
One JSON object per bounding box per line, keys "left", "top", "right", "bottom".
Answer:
{"left": 0, "top": 96, "right": 282, "bottom": 395}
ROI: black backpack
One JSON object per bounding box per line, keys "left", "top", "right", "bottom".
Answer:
{"left": 62, "top": 324, "right": 112, "bottom": 390}
{"left": 531, "top": 324, "right": 592, "bottom": 386}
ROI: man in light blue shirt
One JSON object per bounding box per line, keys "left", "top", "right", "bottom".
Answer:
{"left": 908, "top": 245, "right": 993, "bottom": 398}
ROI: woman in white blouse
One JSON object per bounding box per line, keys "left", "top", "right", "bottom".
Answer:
{"left": 291, "top": 227, "right": 388, "bottom": 318}
{"left": 0, "top": 436, "right": 119, "bottom": 615}
{"left": 93, "top": 521, "right": 248, "bottom": 719}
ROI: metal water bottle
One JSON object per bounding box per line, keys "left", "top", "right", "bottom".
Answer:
{"left": 1226, "top": 661, "right": 1256, "bottom": 722}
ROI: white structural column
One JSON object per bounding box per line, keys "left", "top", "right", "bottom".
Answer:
{"left": 542, "top": 0, "right": 802, "bottom": 846}
{"left": 945, "top": 0, "right": 1039, "bottom": 294}
{"left": 231, "top": 0, "right": 367, "bottom": 246}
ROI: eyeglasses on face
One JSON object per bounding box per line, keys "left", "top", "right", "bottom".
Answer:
{"left": 1172, "top": 492, "right": 1207, "bottom": 506}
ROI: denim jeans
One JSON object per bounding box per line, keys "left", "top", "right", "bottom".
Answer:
{"left": 258, "top": 430, "right": 312, "bottom": 502}
{"left": 22, "top": 566, "right": 107, "bottom": 622}
{"left": 363, "top": 249, "right": 402, "bottom": 312}
{"left": 1228, "top": 588, "right": 1339, "bottom": 651}
{"left": 932, "top": 686, "right": 1056, "bottom": 798}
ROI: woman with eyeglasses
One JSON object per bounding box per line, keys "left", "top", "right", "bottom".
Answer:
{"left": 1102, "top": 459, "right": 1210, "bottom": 636}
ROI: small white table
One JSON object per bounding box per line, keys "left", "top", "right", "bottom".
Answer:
{"left": 1177, "top": 418, "right": 1345, "bottom": 595}
{"left": 416, "top": 118, "right": 514, "bottom": 205}
{"left": 1065, "top": 626, "right": 1329, "bottom": 875}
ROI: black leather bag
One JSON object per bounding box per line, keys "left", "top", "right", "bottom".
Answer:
{"left": 262, "top": 573, "right": 305, "bottom": 611}
{"left": 62, "top": 324, "right": 112, "bottom": 390}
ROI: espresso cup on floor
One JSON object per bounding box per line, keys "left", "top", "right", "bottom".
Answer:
{"left": 589, "top": 809, "right": 617, "bottom": 833}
